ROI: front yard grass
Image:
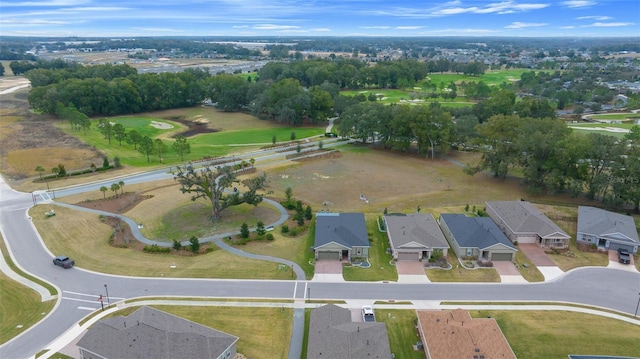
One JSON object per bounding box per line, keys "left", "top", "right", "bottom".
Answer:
{"left": 426, "top": 250, "right": 500, "bottom": 282}
{"left": 470, "top": 310, "right": 640, "bottom": 359}
{"left": 376, "top": 309, "right": 424, "bottom": 359}
{"left": 342, "top": 216, "right": 397, "bottom": 282}
{"left": 514, "top": 250, "right": 544, "bottom": 282}
{"left": 547, "top": 238, "right": 609, "bottom": 271}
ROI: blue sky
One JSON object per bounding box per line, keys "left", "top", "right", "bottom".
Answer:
{"left": 1, "top": 0, "right": 638, "bottom": 37}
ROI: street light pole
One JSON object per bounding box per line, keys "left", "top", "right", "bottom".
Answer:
{"left": 104, "top": 284, "right": 110, "bottom": 307}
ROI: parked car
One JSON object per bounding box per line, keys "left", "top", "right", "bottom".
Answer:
{"left": 617, "top": 249, "right": 631, "bottom": 264}
{"left": 362, "top": 306, "right": 375, "bottom": 322}
{"left": 53, "top": 255, "right": 74, "bottom": 268}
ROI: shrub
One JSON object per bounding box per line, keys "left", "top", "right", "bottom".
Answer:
{"left": 304, "top": 205, "right": 313, "bottom": 220}
{"left": 256, "top": 221, "right": 266, "bottom": 236}
{"left": 144, "top": 244, "right": 170, "bottom": 253}
{"left": 289, "top": 228, "right": 298, "bottom": 236}
{"left": 205, "top": 247, "right": 215, "bottom": 253}
{"left": 189, "top": 236, "right": 200, "bottom": 253}
{"left": 172, "top": 240, "right": 182, "bottom": 251}
{"left": 266, "top": 233, "right": 274, "bottom": 241}
{"left": 240, "top": 223, "right": 250, "bottom": 239}
{"left": 281, "top": 225, "right": 289, "bottom": 234}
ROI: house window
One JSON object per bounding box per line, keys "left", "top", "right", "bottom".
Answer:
{"left": 466, "top": 248, "right": 472, "bottom": 256}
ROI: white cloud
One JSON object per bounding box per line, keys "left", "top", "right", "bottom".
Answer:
{"left": 576, "top": 15, "right": 612, "bottom": 20}
{"left": 505, "top": 21, "right": 548, "bottom": 28}
{"left": 310, "top": 28, "right": 331, "bottom": 32}
{"left": 253, "top": 24, "right": 300, "bottom": 30}
{"left": 232, "top": 25, "right": 249, "bottom": 28}
{"left": 129, "top": 27, "right": 185, "bottom": 33}
{"left": 396, "top": 26, "right": 423, "bottom": 30}
{"left": 367, "top": 1, "right": 549, "bottom": 18}
{"left": 589, "top": 22, "right": 634, "bottom": 27}
{"left": 360, "top": 26, "right": 391, "bottom": 29}
{"left": 562, "top": 1, "right": 596, "bottom": 8}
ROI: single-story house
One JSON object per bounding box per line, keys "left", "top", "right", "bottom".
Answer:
{"left": 577, "top": 206, "right": 639, "bottom": 254}
{"left": 314, "top": 212, "right": 369, "bottom": 261}
{"left": 417, "top": 309, "right": 516, "bottom": 359}
{"left": 485, "top": 200, "right": 571, "bottom": 248}
{"left": 384, "top": 213, "right": 449, "bottom": 261}
{"left": 307, "top": 304, "right": 392, "bottom": 359}
{"left": 439, "top": 214, "right": 517, "bottom": 262}
{"left": 77, "top": 306, "right": 238, "bottom": 359}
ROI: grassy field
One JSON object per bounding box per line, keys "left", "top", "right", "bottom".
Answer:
{"left": 425, "top": 69, "right": 536, "bottom": 87}
{"left": 427, "top": 266, "right": 500, "bottom": 282}
{"left": 470, "top": 310, "right": 640, "bottom": 359}
{"left": 343, "top": 216, "right": 397, "bottom": 281}
{"left": 375, "top": 309, "right": 424, "bottom": 359}
{"left": 56, "top": 108, "right": 324, "bottom": 167}
{"left": 585, "top": 113, "right": 640, "bottom": 120}
{"left": 30, "top": 205, "right": 291, "bottom": 279}
{"left": 0, "top": 272, "right": 56, "bottom": 345}
{"left": 567, "top": 122, "right": 634, "bottom": 138}
{"left": 514, "top": 250, "right": 545, "bottom": 282}
{"left": 340, "top": 88, "right": 475, "bottom": 107}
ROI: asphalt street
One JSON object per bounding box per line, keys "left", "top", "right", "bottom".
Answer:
{"left": 1, "top": 141, "right": 640, "bottom": 359}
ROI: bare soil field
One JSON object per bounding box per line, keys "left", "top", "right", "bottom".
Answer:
{"left": 0, "top": 82, "right": 105, "bottom": 182}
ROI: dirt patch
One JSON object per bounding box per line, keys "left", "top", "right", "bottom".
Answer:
{"left": 0, "top": 85, "right": 104, "bottom": 180}
{"left": 163, "top": 115, "right": 221, "bottom": 138}
{"left": 74, "top": 192, "right": 153, "bottom": 213}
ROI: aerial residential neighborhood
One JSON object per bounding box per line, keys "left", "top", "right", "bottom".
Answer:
{"left": 1, "top": 4, "right": 640, "bottom": 358}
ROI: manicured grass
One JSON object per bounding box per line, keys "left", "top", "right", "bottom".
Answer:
{"left": 375, "top": 309, "right": 424, "bottom": 359}
{"left": 514, "top": 250, "right": 544, "bottom": 282}
{"left": 152, "top": 305, "right": 292, "bottom": 359}
{"left": 425, "top": 69, "right": 543, "bottom": 87}
{"left": 470, "top": 310, "right": 640, "bottom": 359}
{"left": 340, "top": 89, "right": 474, "bottom": 107}
{"left": 58, "top": 111, "right": 324, "bottom": 168}
{"left": 0, "top": 272, "right": 55, "bottom": 345}
{"left": 30, "top": 205, "right": 291, "bottom": 280}
{"left": 426, "top": 266, "right": 500, "bottom": 282}
{"left": 342, "top": 216, "right": 397, "bottom": 282}
{"left": 585, "top": 113, "right": 640, "bottom": 120}
{"left": 547, "top": 238, "right": 609, "bottom": 271}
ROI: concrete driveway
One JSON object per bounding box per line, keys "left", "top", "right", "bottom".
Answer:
{"left": 607, "top": 250, "right": 638, "bottom": 272}
{"left": 396, "top": 261, "right": 430, "bottom": 283}
{"left": 312, "top": 260, "right": 344, "bottom": 282}
{"left": 493, "top": 261, "right": 527, "bottom": 283}
{"left": 519, "top": 244, "right": 564, "bottom": 281}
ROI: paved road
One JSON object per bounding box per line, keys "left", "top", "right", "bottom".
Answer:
{"left": 1, "top": 145, "right": 640, "bottom": 358}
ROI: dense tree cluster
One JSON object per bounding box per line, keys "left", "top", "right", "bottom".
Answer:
{"left": 467, "top": 116, "right": 640, "bottom": 210}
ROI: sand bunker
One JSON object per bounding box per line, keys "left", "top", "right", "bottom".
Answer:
{"left": 150, "top": 121, "right": 173, "bottom": 129}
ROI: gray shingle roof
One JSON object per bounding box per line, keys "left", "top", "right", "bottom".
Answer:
{"left": 384, "top": 213, "right": 449, "bottom": 250}
{"left": 314, "top": 213, "right": 369, "bottom": 249}
{"left": 307, "top": 304, "right": 392, "bottom": 359}
{"left": 577, "top": 206, "right": 639, "bottom": 243}
{"left": 77, "top": 306, "right": 238, "bottom": 359}
{"left": 486, "top": 201, "right": 569, "bottom": 239}
{"left": 440, "top": 214, "right": 516, "bottom": 250}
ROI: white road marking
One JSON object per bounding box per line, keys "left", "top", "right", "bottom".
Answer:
{"left": 303, "top": 282, "right": 308, "bottom": 299}
{"left": 63, "top": 290, "right": 124, "bottom": 300}
{"left": 293, "top": 281, "right": 298, "bottom": 298}
{"left": 63, "top": 296, "right": 106, "bottom": 304}
{"left": 77, "top": 306, "right": 97, "bottom": 311}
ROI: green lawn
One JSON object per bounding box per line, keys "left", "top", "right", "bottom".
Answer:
{"left": 425, "top": 69, "right": 546, "bottom": 87}
{"left": 427, "top": 251, "right": 500, "bottom": 282}
{"left": 376, "top": 309, "right": 424, "bottom": 359}
{"left": 0, "top": 272, "right": 55, "bottom": 344}
{"left": 470, "top": 310, "right": 640, "bottom": 359}
{"left": 585, "top": 113, "right": 640, "bottom": 120}
{"left": 514, "top": 250, "right": 544, "bottom": 282}
{"left": 342, "top": 216, "right": 397, "bottom": 282}
{"left": 58, "top": 114, "right": 324, "bottom": 168}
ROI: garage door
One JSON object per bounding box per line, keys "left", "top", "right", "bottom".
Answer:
{"left": 491, "top": 252, "right": 513, "bottom": 261}
{"left": 317, "top": 251, "right": 339, "bottom": 260}
{"left": 517, "top": 235, "right": 537, "bottom": 244}
{"left": 397, "top": 252, "right": 418, "bottom": 261}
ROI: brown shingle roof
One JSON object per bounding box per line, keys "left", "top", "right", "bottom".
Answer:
{"left": 417, "top": 309, "right": 516, "bottom": 359}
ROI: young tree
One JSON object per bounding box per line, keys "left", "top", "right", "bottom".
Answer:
{"left": 240, "top": 223, "right": 250, "bottom": 239}
{"left": 35, "top": 165, "right": 45, "bottom": 180}
{"left": 118, "top": 180, "right": 125, "bottom": 195}
{"left": 110, "top": 183, "right": 120, "bottom": 198}
{"left": 113, "top": 156, "right": 121, "bottom": 168}
{"left": 154, "top": 139, "right": 168, "bottom": 163}
{"left": 172, "top": 240, "right": 182, "bottom": 251}
{"left": 51, "top": 167, "right": 60, "bottom": 177}
{"left": 97, "top": 119, "right": 114, "bottom": 144}
{"left": 56, "top": 164, "right": 66, "bottom": 177}
{"left": 172, "top": 135, "right": 191, "bottom": 161}
{"left": 102, "top": 156, "right": 110, "bottom": 169}
{"left": 100, "top": 186, "right": 108, "bottom": 199}
{"left": 138, "top": 136, "right": 154, "bottom": 163}
{"left": 290, "top": 131, "right": 296, "bottom": 141}
{"left": 272, "top": 134, "right": 277, "bottom": 145}
{"left": 174, "top": 164, "right": 267, "bottom": 221}
{"left": 113, "top": 123, "right": 127, "bottom": 146}
{"left": 126, "top": 129, "right": 142, "bottom": 149}
{"left": 285, "top": 187, "right": 294, "bottom": 203}
{"left": 304, "top": 205, "right": 313, "bottom": 220}
{"left": 256, "top": 221, "right": 266, "bottom": 236}
{"left": 189, "top": 236, "right": 200, "bottom": 253}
